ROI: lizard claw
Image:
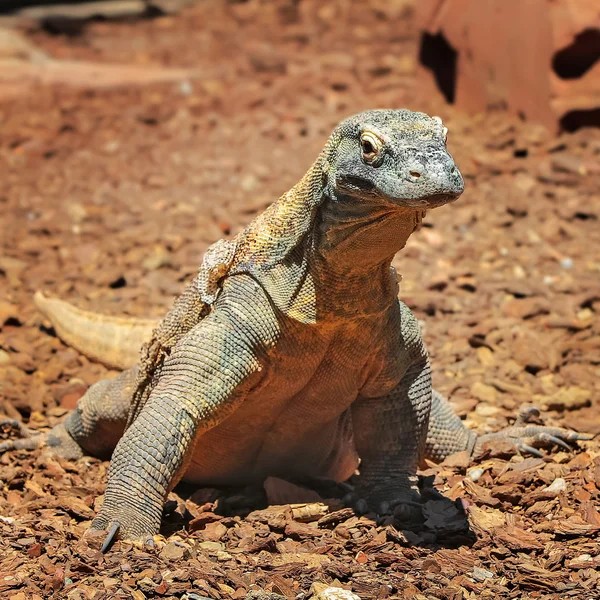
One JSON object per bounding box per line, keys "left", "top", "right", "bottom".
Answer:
{"left": 514, "top": 443, "right": 544, "bottom": 458}
{"left": 478, "top": 423, "right": 593, "bottom": 458}
{"left": 0, "top": 437, "right": 45, "bottom": 453}
{"left": 343, "top": 491, "right": 423, "bottom": 523}
{"left": 0, "top": 418, "right": 44, "bottom": 453}
{"left": 535, "top": 433, "right": 572, "bottom": 451}
{"left": 100, "top": 522, "right": 120, "bottom": 553}
{"left": 90, "top": 521, "right": 161, "bottom": 553}
{"left": 0, "top": 418, "right": 35, "bottom": 437}
{"left": 0, "top": 420, "right": 84, "bottom": 459}
{"left": 89, "top": 503, "right": 162, "bottom": 551}
{"left": 348, "top": 474, "right": 425, "bottom": 525}
{"left": 342, "top": 493, "right": 369, "bottom": 515}
{"left": 514, "top": 406, "right": 542, "bottom": 426}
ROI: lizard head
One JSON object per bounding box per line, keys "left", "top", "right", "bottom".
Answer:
{"left": 326, "top": 109, "right": 464, "bottom": 210}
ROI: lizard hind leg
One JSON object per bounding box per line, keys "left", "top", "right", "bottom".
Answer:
{"left": 0, "top": 366, "right": 138, "bottom": 460}
{"left": 61, "top": 365, "right": 139, "bottom": 459}
{"left": 0, "top": 418, "right": 85, "bottom": 460}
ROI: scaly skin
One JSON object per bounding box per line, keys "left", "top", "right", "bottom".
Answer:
{"left": 34, "top": 292, "right": 157, "bottom": 370}
{"left": 1, "top": 110, "right": 591, "bottom": 544}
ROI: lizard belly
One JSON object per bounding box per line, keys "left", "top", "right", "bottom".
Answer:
{"left": 183, "top": 324, "right": 368, "bottom": 485}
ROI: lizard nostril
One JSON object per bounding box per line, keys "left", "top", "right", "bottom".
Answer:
{"left": 409, "top": 171, "right": 421, "bottom": 178}
{"left": 450, "top": 166, "right": 456, "bottom": 174}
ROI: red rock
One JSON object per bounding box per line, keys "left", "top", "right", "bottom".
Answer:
{"left": 416, "top": 0, "right": 600, "bottom": 131}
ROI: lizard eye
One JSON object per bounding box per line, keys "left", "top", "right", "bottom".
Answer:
{"left": 360, "top": 131, "right": 384, "bottom": 166}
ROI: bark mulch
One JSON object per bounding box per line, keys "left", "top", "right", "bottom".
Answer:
{"left": 1, "top": 2, "right": 599, "bottom": 598}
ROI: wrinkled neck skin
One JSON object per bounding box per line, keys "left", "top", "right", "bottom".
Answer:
{"left": 309, "top": 188, "right": 421, "bottom": 319}
{"left": 238, "top": 153, "right": 423, "bottom": 324}
{"left": 316, "top": 188, "right": 420, "bottom": 269}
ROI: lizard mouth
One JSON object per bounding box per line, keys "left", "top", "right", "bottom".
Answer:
{"left": 422, "top": 192, "right": 461, "bottom": 208}
{"left": 335, "top": 176, "right": 462, "bottom": 210}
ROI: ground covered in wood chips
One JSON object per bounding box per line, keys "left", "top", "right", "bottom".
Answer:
{"left": 1, "top": 2, "right": 600, "bottom": 599}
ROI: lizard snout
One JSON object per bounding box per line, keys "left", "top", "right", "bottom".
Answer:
{"left": 403, "top": 150, "right": 464, "bottom": 208}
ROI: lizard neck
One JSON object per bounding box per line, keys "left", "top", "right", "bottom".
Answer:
{"left": 314, "top": 189, "right": 422, "bottom": 274}
{"left": 301, "top": 191, "right": 422, "bottom": 319}
{"left": 231, "top": 138, "right": 423, "bottom": 323}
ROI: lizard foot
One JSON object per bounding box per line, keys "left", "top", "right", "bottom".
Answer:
{"left": 477, "top": 407, "right": 593, "bottom": 458}
{"left": 89, "top": 503, "right": 162, "bottom": 552}
{"left": 0, "top": 418, "right": 45, "bottom": 453}
{"left": 0, "top": 420, "right": 84, "bottom": 459}
{"left": 349, "top": 475, "right": 424, "bottom": 523}
{"left": 84, "top": 522, "right": 164, "bottom": 553}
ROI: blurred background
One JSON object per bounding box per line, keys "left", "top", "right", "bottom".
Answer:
{"left": 0, "top": 1, "right": 599, "bottom": 598}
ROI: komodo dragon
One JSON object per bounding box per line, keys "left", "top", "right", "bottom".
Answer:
{"left": 1, "top": 109, "right": 590, "bottom": 548}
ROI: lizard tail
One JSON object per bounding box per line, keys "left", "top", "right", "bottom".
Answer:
{"left": 34, "top": 291, "right": 159, "bottom": 370}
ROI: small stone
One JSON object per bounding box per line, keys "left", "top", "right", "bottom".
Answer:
{"left": 244, "top": 592, "right": 286, "bottom": 600}
{"left": 513, "top": 173, "right": 536, "bottom": 193}
{"left": 513, "top": 265, "right": 526, "bottom": 279}
{"left": 179, "top": 79, "right": 193, "bottom": 96}
{"left": 0, "top": 515, "right": 16, "bottom": 524}
{"left": 468, "top": 468, "right": 484, "bottom": 483}
{"left": 576, "top": 308, "right": 594, "bottom": 321}
{"left": 472, "top": 566, "right": 494, "bottom": 581}
{"left": 543, "top": 477, "right": 567, "bottom": 494}
{"left": 560, "top": 257, "right": 573, "bottom": 269}
{"left": 201, "top": 520, "right": 227, "bottom": 541}
{"left": 310, "top": 583, "right": 362, "bottom": 600}
{"left": 66, "top": 202, "right": 88, "bottom": 224}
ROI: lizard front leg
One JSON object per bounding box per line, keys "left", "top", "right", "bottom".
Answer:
{"left": 90, "top": 275, "right": 276, "bottom": 543}
{"left": 351, "top": 358, "right": 432, "bottom": 514}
